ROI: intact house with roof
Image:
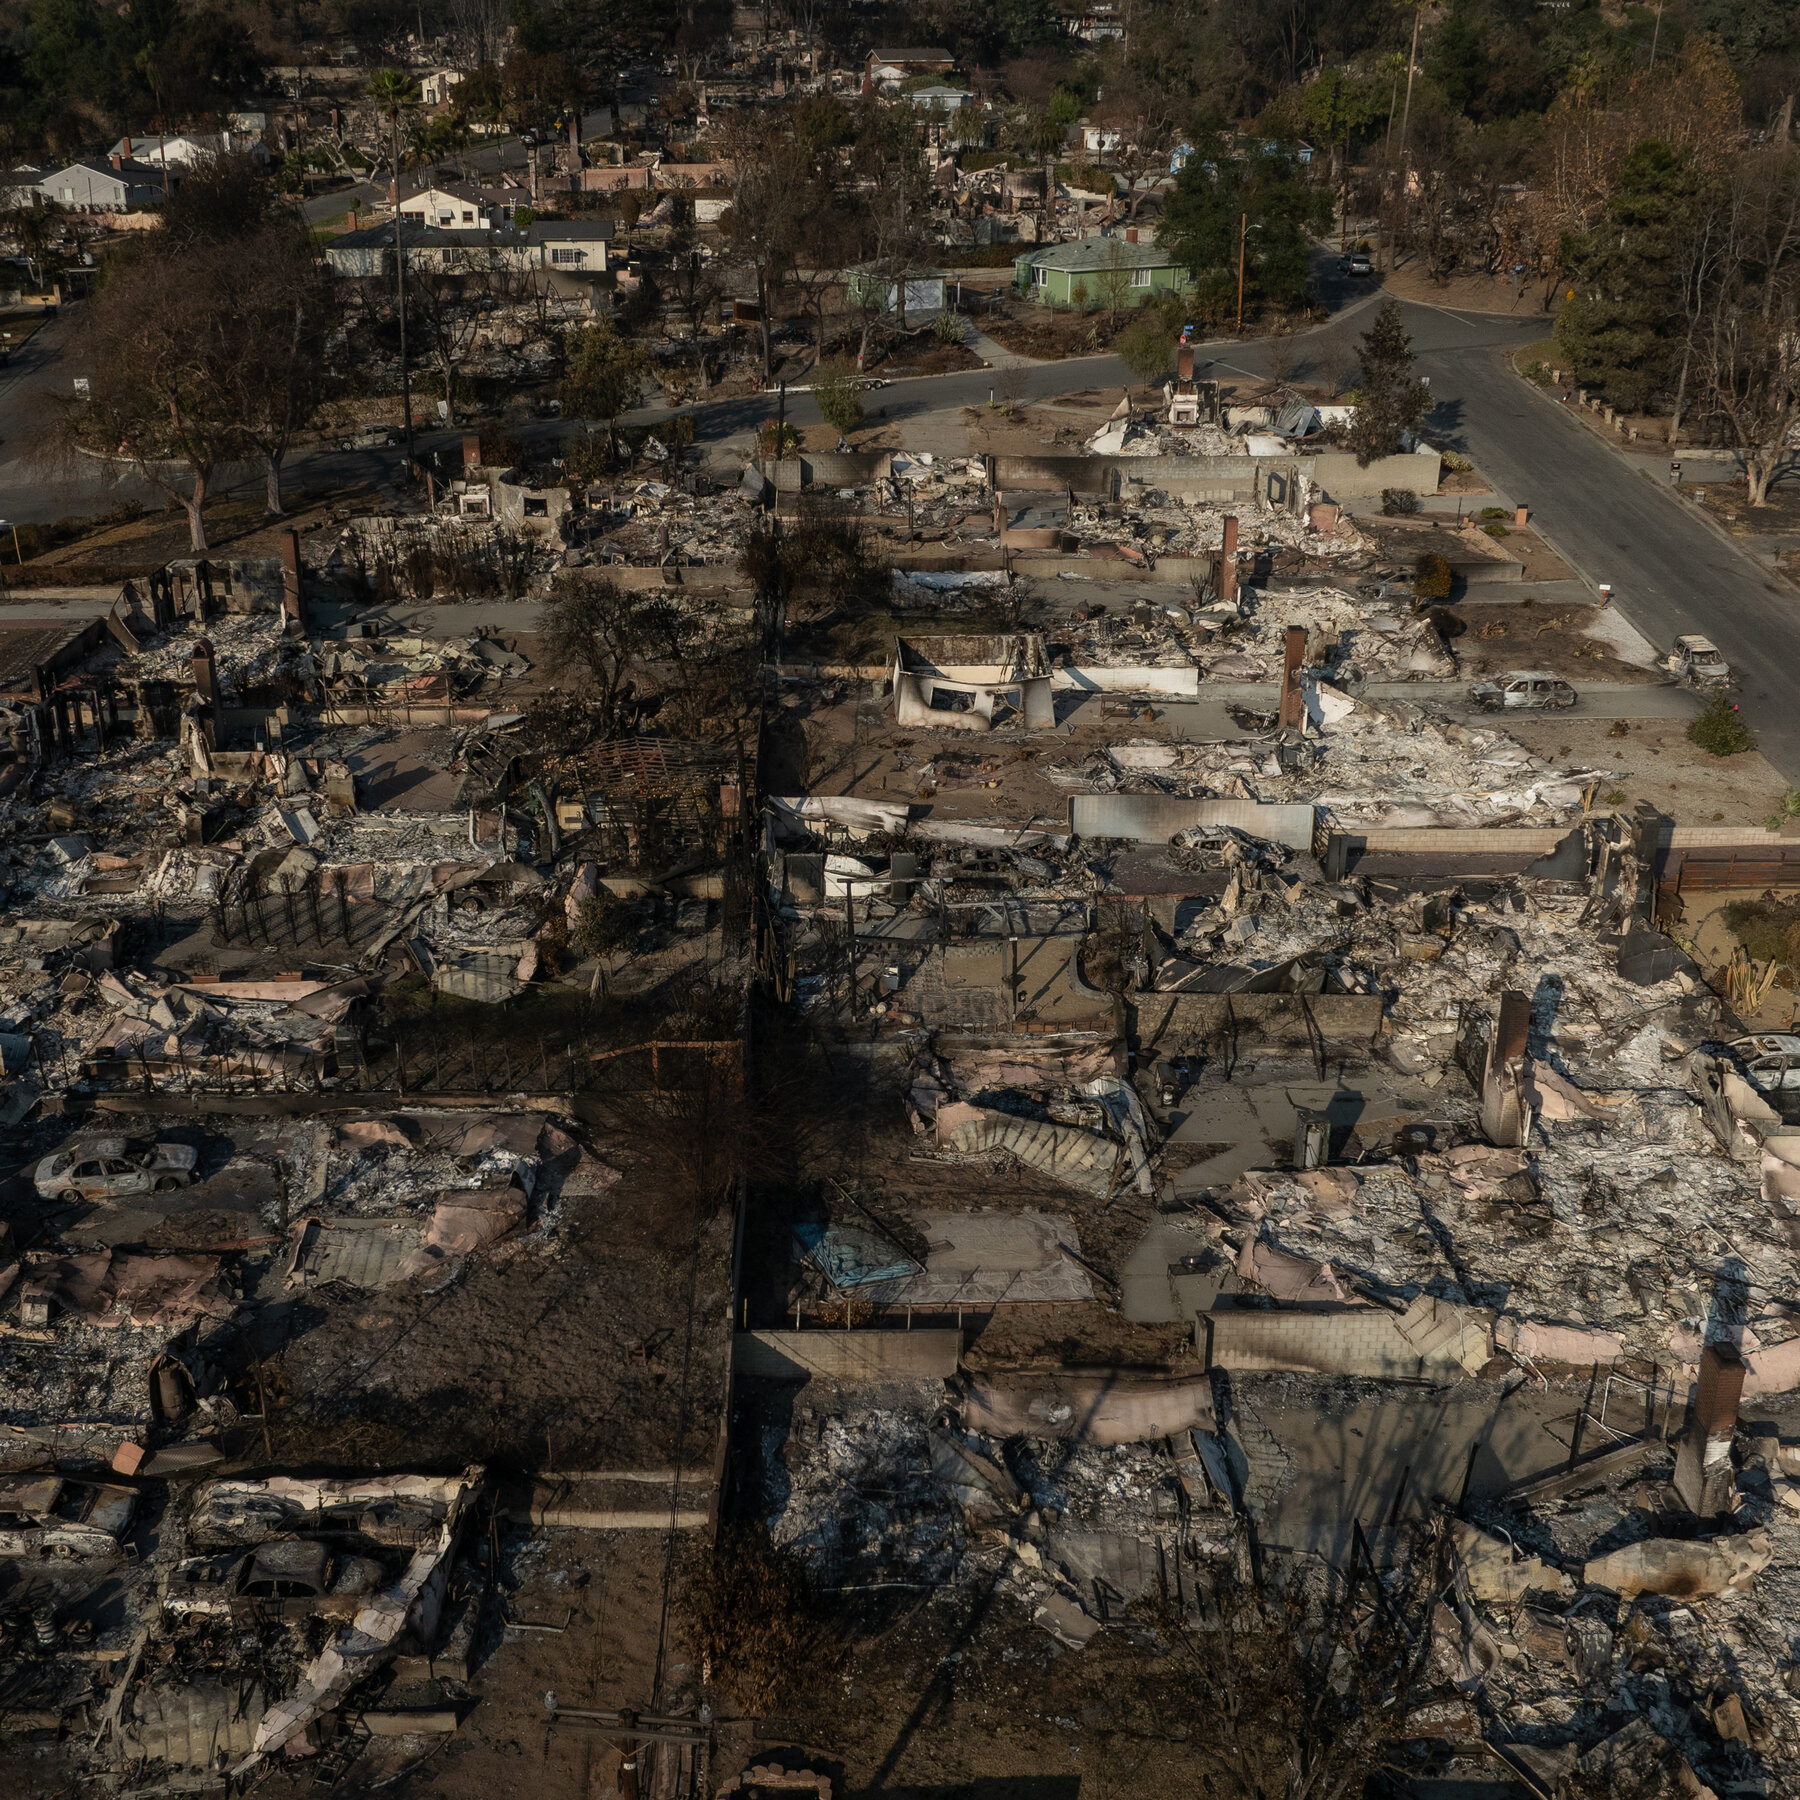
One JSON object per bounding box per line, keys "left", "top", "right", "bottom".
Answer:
{"left": 37, "top": 157, "right": 175, "bottom": 211}
{"left": 866, "top": 46, "right": 954, "bottom": 88}
{"left": 396, "top": 182, "right": 528, "bottom": 230}
{"left": 1013, "top": 236, "right": 1192, "bottom": 308}
{"left": 108, "top": 131, "right": 269, "bottom": 168}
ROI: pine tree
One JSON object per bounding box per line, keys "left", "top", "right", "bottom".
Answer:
{"left": 1348, "top": 300, "right": 1430, "bottom": 464}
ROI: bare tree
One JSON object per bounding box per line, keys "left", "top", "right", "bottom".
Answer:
{"left": 1145, "top": 1524, "right": 1449, "bottom": 1800}
{"left": 59, "top": 237, "right": 239, "bottom": 552}
{"left": 718, "top": 112, "right": 806, "bottom": 381}
{"left": 227, "top": 223, "right": 337, "bottom": 514}
{"left": 407, "top": 252, "right": 487, "bottom": 420}
{"left": 445, "top": 0, "right": 509, "bottom": 70}
{"left": 543, "top": 574, "right": 661, "bottom": 728}
{"left": 1699, "top": 148, "right": 1800, "bottom": 505}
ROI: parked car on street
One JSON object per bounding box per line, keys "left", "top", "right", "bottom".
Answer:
{"left": 1338, "top": 254, "right": 1373, "bottom": 276}
{"left": 33, "top": 1136, "right": 198, "bottom": 1202}
{"left": 338, "top": 424, "right": 400, "bottom": 451}
{"left": 1669, "top": 634, "right": 1733, "bottom": 689}
{"left": 1468, "top": 671, "right": 1578, "bottom": 711}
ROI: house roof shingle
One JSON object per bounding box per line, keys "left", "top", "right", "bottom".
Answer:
{"left": 1018, "top": 236, "right": 1180, "bottom": 274}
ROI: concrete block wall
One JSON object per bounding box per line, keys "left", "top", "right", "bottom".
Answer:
{"left": 1201, "top": 1307, "right": 1442, "bottom": 1378}
{"left": 1134, "top": 991, "right": 1384, "bottom": 1049}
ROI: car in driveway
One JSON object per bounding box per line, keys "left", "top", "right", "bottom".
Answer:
{"left": 1338, "top": 254, "right": 1374, "bottom": 276}
{"left": 1730, "top": 1034, "right": 1800, "bottom": 1093}
{"left": 1669, "top": 634, "right": 1733, "bottom": 689}
{"left": 1468, "top": 671, "right": 1578, "bottom": 711}
{"left": 33, "top": 1136, "right": 198, "bottom": 1202}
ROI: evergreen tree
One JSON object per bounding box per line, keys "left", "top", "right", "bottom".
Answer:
{"left": 1554, "top": 139, "right": 1706, "bottom": 413}
{"left": 1349, "top": 300, "right": 1431, "bottom": 464}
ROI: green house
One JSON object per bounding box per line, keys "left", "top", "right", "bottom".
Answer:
{"left": 1013, "top": 237, "right": 1192, "bottom": 308}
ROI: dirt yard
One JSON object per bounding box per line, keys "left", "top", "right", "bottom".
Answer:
{"left": 1501, "top": 715, "right": 1790, "bottom": 828}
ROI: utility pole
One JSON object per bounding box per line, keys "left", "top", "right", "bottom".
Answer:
{"left": 389, "top": 107, "right": 415, "bottom": 471}
{"left": 1236, "top": 211, "right": 1247, "bottom": 332}
{"left": 1395, "top": 4, "right": 1424, "bottom": 264}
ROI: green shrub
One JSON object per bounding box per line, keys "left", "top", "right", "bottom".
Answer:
{"left": 932, "top": 309, "right": 965, "bottom": 347}
{"left": 1479, "top": 506, "right": 1508, "bottom": 519}
{"left": 813, "top": 362, "right": 864, "bottom": 436}
{"left": 1687, "top": 693, "right": 1756, "bottom": 757}
{"left": 1412, "top": 552, "right": 1453, "bottom": 601}
{"left": 758, "top": 419, "right": 800, "bottom": 458}
{"left": 1481, "top": 522, "right": 1508, "bottom": 538}
{"left": 1765, "top": 789, "right": 1800, "bottom": 832}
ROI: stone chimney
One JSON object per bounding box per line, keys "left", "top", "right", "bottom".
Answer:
{"left": 190, "top": 637, "right": 218, "bottom": 704}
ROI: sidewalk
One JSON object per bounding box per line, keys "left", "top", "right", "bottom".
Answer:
{"left": 1518, "top": 362, "right": 1800, "bottom": 591}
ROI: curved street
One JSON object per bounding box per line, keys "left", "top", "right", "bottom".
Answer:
{"left": 3, "top": 260, "right": 1795, "bottom": 775}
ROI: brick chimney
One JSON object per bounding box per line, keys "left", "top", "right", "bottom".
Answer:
{"left": 110, "top": 154, "right": 123, "bottom": 170}
{"left": 346, "top": 208, "right": 358, "bottom": 231}
{"left": 1219, "top": 514, "right": 1239, "bottom": 605}
{"left": 121, "top": 135, "right": 132, "bottom": 158}
{"left": 462, "top": 433, "right": 481, "bottom": 471}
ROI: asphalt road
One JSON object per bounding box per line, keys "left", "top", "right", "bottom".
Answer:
{"left": 3, "top": 250, "right": 1794, "bottom": 779}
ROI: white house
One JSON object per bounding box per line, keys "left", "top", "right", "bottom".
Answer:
{"left": 39, "top": 157, "right": 173, "bottom": 211}
{"left": 421, "top": 69, "right": 466, "bottom": 107}
{"left": 108, "top": 131, "right": 269, "bottom": 168}
{"left": 866, "top": 46, "right": 954, "bottom": 88}
{"left": 397, "top": 182, "right": 517, "bottom": 229}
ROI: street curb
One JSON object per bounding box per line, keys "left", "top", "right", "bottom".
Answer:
{"left": 1503, "top": 351, "right": 1800, "bottom": 611}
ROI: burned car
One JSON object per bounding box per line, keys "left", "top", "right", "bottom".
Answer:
{"left": 162, "top": 1538, "right": 386, "bottom": 1620}
{"left": 33, "top": 1136, "right": 198, "bottom": 1202}
{"left": 0, "top": 1475, "right": 137, "bottom": 1557}
{"left": 1669, "top": 634, "right": 1732, "bottom": 689}
{"left": 1468, "top": 671, "right": 1578, "bottom": 711}
{"left": 1729, "top": 1033, "right": 1800, "bottom": 1094}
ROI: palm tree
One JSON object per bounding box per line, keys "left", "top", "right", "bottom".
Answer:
{"left": 368, "top": 67, "right": 417, "bottom": 467}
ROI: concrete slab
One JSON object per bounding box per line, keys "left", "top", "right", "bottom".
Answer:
{"left": 863, "top": 1210, "right": 1095, "bottom": 1306}
{"left": 1239, "top": 1388, "right": 1615, "bottom": 1560}
{"left": 733, "top": 1328, "right": 963, "bottom": 1381}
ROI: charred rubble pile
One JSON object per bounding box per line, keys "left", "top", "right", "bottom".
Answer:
{"left": 751, "top": 657, "right": 1800, "bottom": 1796}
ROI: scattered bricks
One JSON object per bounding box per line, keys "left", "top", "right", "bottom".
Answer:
{"left": 111, "top": 1441, "right": 147, "bottom": 1476}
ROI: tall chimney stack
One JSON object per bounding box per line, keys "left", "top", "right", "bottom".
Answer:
{"left": 190, "top": 637, "right": 218, "bottom": 705}
{"left": 1218, "top": 514, "right": 1239, "bottom": 606}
